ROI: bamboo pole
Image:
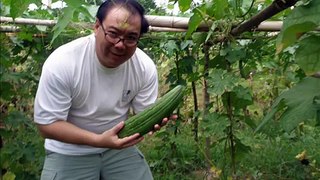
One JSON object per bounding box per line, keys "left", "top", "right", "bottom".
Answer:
{"left": 256, "top": 21, "right": 283, "bottom": 31}
{"left": 0, "top": 15, "right": 194, "bottom": 28}
{"left": 0, "top": 16, "right": 57, "bottom": 26}
{"left": 0, "top": 25, "right": 20, "bottom": 32}
{"left": 146, "top": 15, "right": 190, "bottom": 29}
{"left": 0, "top": 15, "right": 285, "bottom": 32}
{"left": 149, "top": 26, "right": 187, "bottom": 32}
{"left": 1, "top": 15, "right": 319, "bottom": 32}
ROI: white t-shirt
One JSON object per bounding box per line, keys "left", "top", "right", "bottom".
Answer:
{"left": 34, "top": 34, "right": 158, "bottom": 155}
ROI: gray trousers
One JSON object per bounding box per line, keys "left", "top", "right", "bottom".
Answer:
{"left": 40, "top": 146, "right": 153, "bottom": 180}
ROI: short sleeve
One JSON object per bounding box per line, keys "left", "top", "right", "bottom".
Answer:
{"left": 131, "top": 61, "right": 158, "bottom": 114}
{"left": 34, "top": 65, "right": 72, "bottom": 125}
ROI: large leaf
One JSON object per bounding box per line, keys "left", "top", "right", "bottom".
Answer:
{"left": 50, "top": 0, "right": 87, "bottom": 44}
{"left": 276, "top": 0, "right": 320, "bottom": 53}
{"left": 255, "top": 77, "right": 320, "bottom": 133}
{"left": 207, "top": 69, "right": 240, "bottom": 96}
{"left": 233, "top": 137, "right": 252, "bottom": 161}
{"left": 161, "top": 40, "right": 179, "bottom": 56}
{"left": 220, "top": 42, "right": 246, "bottom": 64}
{"left": 178, "top": 56, "right": 195, "bottom": 75}
{"left": 201, "top": 112, "right": 230, "bottom": 138}
{"left": 186, "top": 6, "right": 205, "bottom": 39}
{"left": 8, "top": 0, "right": 36, "bottom": 19}
{"left": 213, "top": 0, "right": 228, "bottom": 19}
{"left": 295, "top": 35, "right": 320, "bottom": 76}
{"left": 51, "top": 6, "right": 77, "bottom": 44}
{"left": 222, "top": 85, "right": 253, "bottom": 109}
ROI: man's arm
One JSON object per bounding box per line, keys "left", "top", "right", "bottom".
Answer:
{"left": 37, "top": 120, "right": 144, "bottom": 149}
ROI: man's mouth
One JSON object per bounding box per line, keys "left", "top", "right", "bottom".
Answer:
{"left": 110, "top": 50, "right": 125, "bottom": 56}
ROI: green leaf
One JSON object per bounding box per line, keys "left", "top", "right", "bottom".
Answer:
{"left": 243, "top": 117, "right": 257, "bottom": 129}
{"left": 0, "top": 81, "right": 13, "bottom": 101}
{"left": 178, "top": 56, "right": 195, "bottom": 75}
{"left": 233, "top": 137, "right": 252, "bottom": 161}
{"left": 256, "top": 77, "right": 320, "bottom": 133}
{"left": 77, "top": 5, "right": 95, "bottom": 22}
{"left": 3, "top": 171, "right": 16, "bottom": 180}
{"left": 9, "top": 0, "right": 35, "bottom": 19}
{"left": 208, "top": 54, "right": 228, "bottom": 69}
{"left": 85, "top": 5, "right": 99, "bottom": 19}
{"left": 180, "top": 40, "right": 193, "bottom": 50}
{"left": 222, "top": 43, "right": 246, "bottom": 64}
{"left": 186, "top": 7, "right": 204, "bottom": 39}
{"left": 226, "top": 85, "right": 253, "bottom": 109}
{"left": 295, "top": 35, "right": 320, "bottom": 76}
{"left": 161, "top": 40, "right": 179, "bottom": 56}
{"left": 276, "top": 0, "right": 320, "bottom": 53}
{"left": 35, "top": 25, "right": 48, "bottom": 32}
{"left": 213, "top": 0, "right": 229, "bottom": 19}
{"left": 207, "top": 69, "right": 240, "bottom": 96}
{"left": 205, "top": 1, "right": 215, "bottom": 17}
{"left": 178, "top": 0, "right": 191, "bottom": 12}
{"left": 167, "top": 3, "right": 175, "bottom": 10}
{"left": 205, "top": 22, "right": 218, "bottom": 42}
{"left": 51, "top": 6, "right": 77, "bottom": 44}
{"left": 255, "top": 98, "right": 286, "bottom": 133}
{"left": 202, "top": 112, "right": 229, "bottom": 138}
{"left": 50, "top": 1, "right": 86, "bottom": 44}
{"left": 64, "top": 0, "right": 84, "bottom": 8}
{"left": 4, "top": 110, "right": 30, "bottom": 127}
{"left": 191, "top": 32, "right": 207, "bottom": 45}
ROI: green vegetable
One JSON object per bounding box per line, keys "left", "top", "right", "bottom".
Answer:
{"left": 118, "top": 85, "right": 185, "bottom": 138}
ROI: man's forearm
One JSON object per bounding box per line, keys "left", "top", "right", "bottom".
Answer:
{"left": 36, "top": 120, "right": 99, "bottom": 147}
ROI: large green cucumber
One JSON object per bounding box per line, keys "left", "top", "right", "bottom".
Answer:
{"left": 118, "top": 85, "right": 185, "bottom": 138}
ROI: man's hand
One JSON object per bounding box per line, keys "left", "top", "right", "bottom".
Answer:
{"left": 94, "top": 121, "right": 144, "bottom": 149}
{"left": 148, "top": 114, "right": 178, "bottom": 135}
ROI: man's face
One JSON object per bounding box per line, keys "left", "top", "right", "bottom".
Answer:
{"left": 94, "top": 6, "right": 141, "bottom": 68}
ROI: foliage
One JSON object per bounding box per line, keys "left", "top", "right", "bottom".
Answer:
{"left": 0, "top": 26, "right": 48, "bottom": 179}
{"left": 276, "top": 0, "right": 320, "bottom": 54}
{"left": 256, "top": 77, "right": 320, "bottom": 133}
{"left": 139, "top": 123, "right": 206, "bottom": 180}
{"left": 1, "top": 111, "right": 44, "bottom": 180}
{"left": 232, "top": 125, "right": 320, "bottom": 179}
{"left": 1, "top": 0, "right": 320, "bottom": 179}
{"left": 0, "top": 1, "right": 84, "bottom": 178}
{"left": 295, "top": 34, "right": 320, "bottom": 75}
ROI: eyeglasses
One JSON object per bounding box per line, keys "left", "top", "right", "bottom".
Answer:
{"left": 100, "top": 24, "right": 139, "bottom": 47}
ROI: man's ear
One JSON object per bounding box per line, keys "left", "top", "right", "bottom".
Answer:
{"left": 94, "top": 18, "right": 100, "bottom": 34}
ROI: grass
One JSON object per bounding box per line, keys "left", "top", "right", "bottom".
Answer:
{"left": 139, "top": 120, "right": 320, "bottom": 179}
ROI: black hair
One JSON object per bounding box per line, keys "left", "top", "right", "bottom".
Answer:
{"left": 96, "top": 0, "right": 149, "bottom": 35}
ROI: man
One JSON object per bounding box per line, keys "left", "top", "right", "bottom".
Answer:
{"left": 34, "top": 0, "right": 170, "bottom": 179}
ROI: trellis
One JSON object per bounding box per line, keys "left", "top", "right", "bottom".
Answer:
{"left": 0, "top": 0, "right": 308, "bottom": 35}
{"left": 0, "top": 15, "right": 284, "bottom": 32}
